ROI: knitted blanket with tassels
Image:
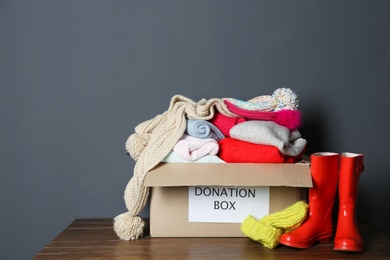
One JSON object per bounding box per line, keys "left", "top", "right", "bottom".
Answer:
{"left": 113, "top": 95, "right": 237, "bottom": 240}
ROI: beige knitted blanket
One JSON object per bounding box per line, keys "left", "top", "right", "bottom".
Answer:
{"left": 113, "top": 95, "right": 237, "bottom": 240}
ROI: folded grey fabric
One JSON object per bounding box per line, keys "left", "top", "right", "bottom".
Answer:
{"left": 186, "top": 120, "right": 225, "bottom": 141}
{"left": 230, "top": 120, "right": 307, "bottom": 156}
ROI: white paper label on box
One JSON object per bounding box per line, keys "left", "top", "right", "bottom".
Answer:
{"left": 188, "top": 186, "right": 270, "bottom": 223}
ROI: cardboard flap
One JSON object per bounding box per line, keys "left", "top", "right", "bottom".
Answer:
{"left": 144, "top": 162, "right": 312, "bottom": 188}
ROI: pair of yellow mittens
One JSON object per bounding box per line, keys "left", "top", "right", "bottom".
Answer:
{"left": 241, "top": 201, "right": 308, "bottom": 249}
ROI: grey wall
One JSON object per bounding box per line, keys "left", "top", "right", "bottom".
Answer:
{"left": 1, "top": 1, "right": 389, "bottom": 259}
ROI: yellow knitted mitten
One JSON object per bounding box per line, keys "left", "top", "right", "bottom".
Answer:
{"left": 241, "top": 215, "right": 283, "bottom": 249}
{"left": 260, "top": 200, "right": 308, "bottom": 232}
{"left": 241, "top": 201, "right": 308, "bottom": 249}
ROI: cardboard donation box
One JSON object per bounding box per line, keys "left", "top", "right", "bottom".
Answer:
{"left": 144, "top": 162, "right": 312, "bottom": 237}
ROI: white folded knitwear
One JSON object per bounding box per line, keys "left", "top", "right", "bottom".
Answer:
{"left": 229, "top": 120, "right": 307, "bottom": 157}
{"left": 173, "top": 134, "right": 219, "bottom": 161}
{"left": 161, "top": 151, "right": 226, "bottom": 163}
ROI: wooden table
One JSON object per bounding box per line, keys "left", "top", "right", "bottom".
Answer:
{"left": 34, "top": 218, "right": 390, "bottom": 259}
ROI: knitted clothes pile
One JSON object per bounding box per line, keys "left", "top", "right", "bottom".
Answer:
{"left": 164, "top": 88, "right": 307, "bottom": 164}
{"left": 114, "top": 88, "right": 306, "bottom": 241}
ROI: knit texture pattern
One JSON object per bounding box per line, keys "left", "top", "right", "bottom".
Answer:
{"left": 241, "top": 201, "right": 308, "bottom": 249}
{"left": 218, "top": 138, "right": 302, "bottom": 163}
{"left": 209, "top": 112, "right": 246, "bottom": 137}
{"left": 224, "top": 100, "right": 302, "bottom": 130}
{"left": 173, "top": 134, "right": 219, "bottom": 161}
{"left": 114, "top": 95, "right": 236, "bottom": 240}
{"left": 230, "top": 120, "right": 307, "bottom": 157}
{"left": 224, "top": 88, "right": 299, "bottom": 112}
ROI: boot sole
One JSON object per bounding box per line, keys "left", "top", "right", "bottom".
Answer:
{"left": 334, "top": 245, "right": 364, "bottom": 253}
{"left": 279, "top": 231, "right": 332, "bottom": 249}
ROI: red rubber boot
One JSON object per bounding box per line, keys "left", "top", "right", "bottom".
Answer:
{"left": 334, "top": 152, "right": 364, "bottom": 252}
{"left": 279, "top": 152, "right": 339, "bottom": 248}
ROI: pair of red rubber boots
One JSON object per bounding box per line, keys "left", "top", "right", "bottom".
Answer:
{"left": 279, "top": 152, "right": 364, "bottom": 252}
